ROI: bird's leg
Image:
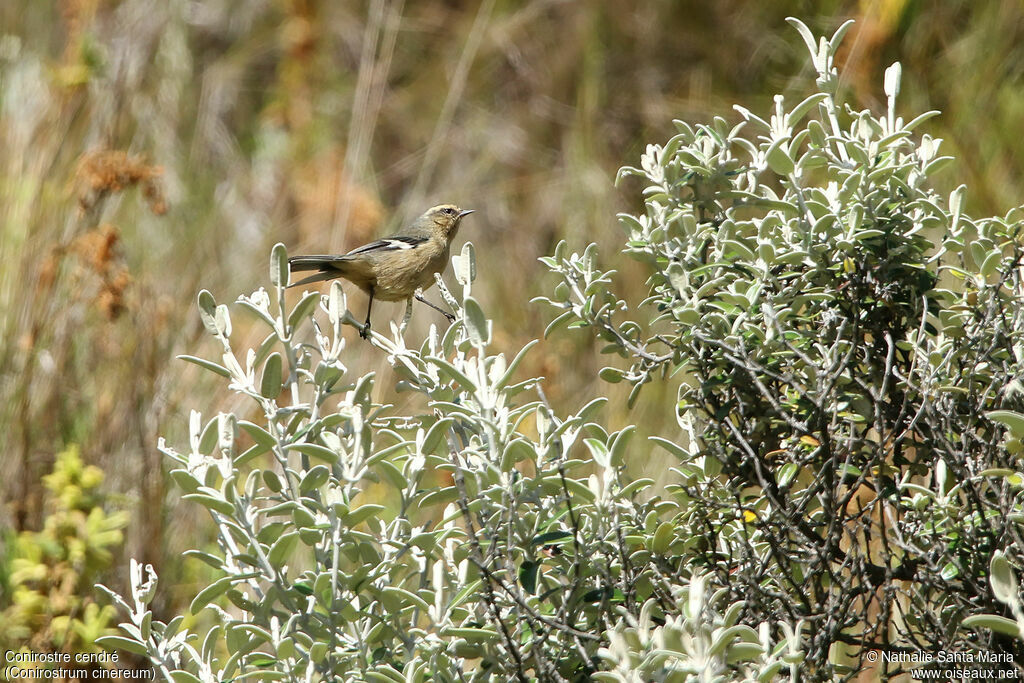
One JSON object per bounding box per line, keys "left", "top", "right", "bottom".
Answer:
{"left": 415, "top": 292, "right": 455, "bottom": 322}
{"left": 360, "top": 291, "right": 374, "bottom": 339}
{"left": 399, "top": 298, "right": 414, "bottom": 335}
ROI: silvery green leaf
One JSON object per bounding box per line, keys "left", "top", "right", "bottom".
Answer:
{"left": 215, "top": 304, "right": 231, "bottom": 337}
{"left": 463, "top": 296, "right": 490, "bottom": 347}
{"left": 268, "top": 531, "right": 299, "bottom": 567}
{"left": 785, "top": 18, "right": 817, "bottom": 61}
{"left": 884, "top": 62, "right": 902, "bottom": 100}
{"left": 765, "top": 138, "right": 795, "bottom": 176}
{"left": 599, "top": 367, "right": 624, "bottom": 384}
{"left": 287, "top": 291, "right": 319, "bottom": 332}
{"left": 199, "top": 417, "right": 218, "bottom": 454}
{"left": 828, "top": 19, "right": 856, "bottom": 53}
{"left": 288, "top": 442, "right": 339, "bottom": 464}
{"left": 990, "top": 552, "right": 1019, "bottom": 605}
{"left": 263, "top": 469, "right": 282, "bottom": 493}
{"left": 328, "top": 281, "right": 345, "bottom": 325}
{"left": 988, "top": 410, "right": 1024, "bottom": 437}
{"left": 261, "top": 352, "right": 282, "bottom": 399}
{"left": 300, "top": 465, "right": 330, "bottom": 493}
{"left": 494, "top": 339, "right": 539, "bottom": 391}
{"left": 181, "top": 492, "right": 233, "bottom": 516}
{"left": 785, "top": 93, "right": 828, "bottom": 129}
{"left": 198, "top": 289, "right": 218, "bottom": 335}
{"left": 270, "top": 242, "right": 288, "bottom": 287}
{"left": 903, "top": 110, "right": 940, "bottom": 132}
{"left": 178, "top": 354, "right": 231, "bottom": 378}
{"left": 962, "top": 614, "right": 1023, "bottom": 638}
{"left": 218, "top": 413, "right": 236, "bottom": 456}
{"left": 95, "top": 635, "right": 150, "bottom": 656}
{"left": 609, "top": 425, "right": 635, "bottom": 467}
{"left": 454, "top": 241, "right": 476, "bottom": 285}
{"left": 584, "top": 437, "right": 611, "bottom": 469}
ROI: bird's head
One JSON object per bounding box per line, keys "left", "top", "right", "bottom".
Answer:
{"left": 423, "top": 204, "right": 474, "bottom": 239}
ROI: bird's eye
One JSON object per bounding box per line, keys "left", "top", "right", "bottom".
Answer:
{"left": 443, "top": 207, "right": 456, "bottom": 215}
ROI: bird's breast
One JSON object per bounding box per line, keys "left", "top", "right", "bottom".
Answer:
{"left": 373, "top": 244, "right": 448, "bottom": 301}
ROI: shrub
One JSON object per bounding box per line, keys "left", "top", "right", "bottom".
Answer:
{"left": 1, "top": 446, "right": 127, "bottom": 669}
{"left": 100, "top": 17, "right": 1024, "bottom": 681}
{"left": 541, "top": 16, "right": 1024, "bottom": 679}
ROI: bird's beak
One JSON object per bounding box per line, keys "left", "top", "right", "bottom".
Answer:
{"left": 457, "top": 209, "right": 475, "bottom": 219}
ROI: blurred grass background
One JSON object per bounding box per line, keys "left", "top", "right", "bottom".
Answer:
{"left": 2, "top": 0, "right": 1023, "bottom": 645}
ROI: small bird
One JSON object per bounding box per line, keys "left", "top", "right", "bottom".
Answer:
{"left": 289, "top": 204, "right": 474, "bottom": 338}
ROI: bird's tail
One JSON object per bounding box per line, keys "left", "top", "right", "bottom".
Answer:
{"left": 287, "top": 255, "right": 349, "bottom": 288}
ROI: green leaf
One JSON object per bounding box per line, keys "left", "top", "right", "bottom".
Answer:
{"left": 519, "top": 560, "right": 540, "bottom": 594}
{"left": 178, "top": 354, "right": 231, "bottom": 378}
{"left": 375, "top": 458, "right": 407, "bottom": 491}
{"left": 494, "top": 339, "right": 539, "bottom": 391}
{"left": 183, "top": 550, "right": 225, "bottom": 570}
{"left": 454, "top": 241, "right": 476, "bottom": 285}
{"left": 990, "top": 552, "right": 1019, "bottom": 606}
{"left": 903, "top": 110, "right": 940, "bottom": 132}
{"left": 214, "top": 303, "right": 231, "bottom": 337}
{"left": 962, "top": 614, "right": 1023, "bottom": 638}
{"left": 418, "top": 487, "right": 459, "bottom": 509}
{"left": 168, "top": 469, "right": 200, "bottom": 494}
{"left": 260, "top": 352, "right": 282, "bottom": 399}
{"left": 170, "top": 673, "right": 202, "bottom": 683}
{"left": 785, "top": 17, "right": 817, "bottom": 60}
{"left": 609, "top": 425, "right": 635, "bottom": 467}
{"left": 421, "top": 417, "right": 453, "bottom": 454}
{"left": 765, "top": 138, "right": 795, "bottom": 176}
{"left": 268, "top": 531, "right": 300, "bottom": 567}
{"left": 584, "top": 437, "right": 611, "bottom": 468}
{"left": 95, "top": 635, "right": 150, "bottom": 656}
{"left": 234, "top": 442, "right": 270, "bottom": 467}
{"left": 439, "top": 627, "right": 500, "bottom": 642}
{"left": 300, "top": 465, "right": 330, "bottom": 493}
{"left": 463, "top": 296, "right": 490, "bottom": 347}
{"left": 532, "top": 530, "right": 572, "bottom": 546}
{"left": 619, "top": 478, "right": 654, "bottom": 498}
{"left": 182, "top": 493, "right": 234, "bottom": 516}
{"left": 381, "top": 586, "right": 430, "bottom": 612}
{"left": 270, "top": 242, "right": 288, "bottom": 287}
{"left": 431, "top": 357, "right": 477, "bottom": 391}
{"left": 650, "top": 436, "right": 691, "bottom": 461}
{"left": 988, "top": 410, "right": 1024, "bottom": 437}
{"left": 198, "top": 290, "right": 218, "bottom": 335}
{"left": 599, "top": 367, "right": 624, "bottom": 383}
{"left": 190, "top": 576, "right": 234, "bottom": 613}
{"left": 240, "top": 421, "right": 277, "bottom": 450}
{"left": 652, "top": 521, "right": 674, "bottom": 554}
{"left": 785, "top": 93, "right": 828, "bottom": 128}
{"left": 883, "top": 62, "right": 901, "bottom": 99}
{"left": 288, "top": 442, "right": 339, "bottom": 464}
{"left": 287, "top": 291, "right": 320, "bottom": 332}
{"left": 544, "top": 309, "right": 575, "bottom": 338}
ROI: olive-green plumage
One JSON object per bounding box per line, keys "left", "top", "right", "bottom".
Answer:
{"left": 289, "top": 204, "right": 473, "bottom": 338}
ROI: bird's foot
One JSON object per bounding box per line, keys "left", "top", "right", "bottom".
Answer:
{"left": 443, "top": 311, "right": 456, "bottom": 323}
{"left": 359, "top": 323, "right": 371, "bottom": 340}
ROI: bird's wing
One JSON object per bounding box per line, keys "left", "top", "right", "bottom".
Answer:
{"left": 288, "top": 254, "right": 349, "bottom": 271}
{"left": 346, "top": 235, "right": 428, "bottom": 256}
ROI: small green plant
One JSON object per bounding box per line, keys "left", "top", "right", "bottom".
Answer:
{"left": 0, "top": 446, "right": 127, "bottom": 664}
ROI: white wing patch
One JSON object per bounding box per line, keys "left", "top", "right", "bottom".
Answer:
{"left": 347, "top": 236, "right": 427, "bottom": 256}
